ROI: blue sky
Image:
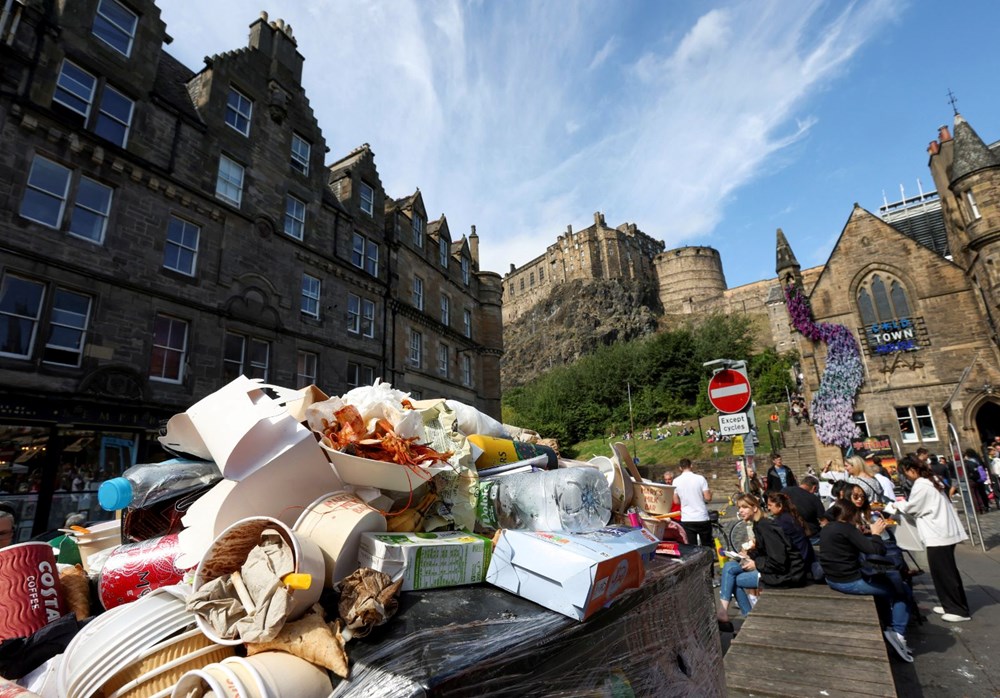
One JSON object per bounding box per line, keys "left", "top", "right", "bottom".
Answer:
{"left": 159, "top": 0, "right": 1000, "bottom": 288}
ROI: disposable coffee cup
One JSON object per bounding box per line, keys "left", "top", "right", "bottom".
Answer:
{"left": 192, "top": 517, "right": 325, "bottom": 645}
{"left": 98, "top": 534, "right": 193, "bottom": 610}
{"left": 242, "top": 651, "right": 332, "bottom": 698}
{"left": 293, "top": 491, "right": 386, "bottom": 586}
{"left": 0, "top": 542, "right": 65, "bottom": 640}
{"left": 221, "top": 656, "right": 267, "bottom": 698}
{"left": 170, "top": 668, "right": 226, "bottom": 698}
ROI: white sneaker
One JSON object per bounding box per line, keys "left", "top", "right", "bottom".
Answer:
{"left": 932, "top": 606, "right": 946, "bottom": 615}
{"left": 942, "top": 613, "right": 971, "bottom": 622}
{"left": 883, "top": 630, "right": 914, "bottom": 662}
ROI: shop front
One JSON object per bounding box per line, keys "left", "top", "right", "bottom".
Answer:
{"left": 0, "top": 391, "right": 174, "bottom": 540}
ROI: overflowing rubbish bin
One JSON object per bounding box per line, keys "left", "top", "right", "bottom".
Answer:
{"left": 0, "top": 377, "right": 722, "bottom": 697}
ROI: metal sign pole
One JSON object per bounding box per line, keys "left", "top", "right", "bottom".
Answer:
{"left": 947, "top": 423, "right": 986, "bottom": 552}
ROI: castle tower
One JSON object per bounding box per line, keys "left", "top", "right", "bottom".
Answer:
{"left": 930, "top": 113, "right": 1000, "bottom": 339}
{"left": 654, "top": 246, "right": 727, "bottom": 315}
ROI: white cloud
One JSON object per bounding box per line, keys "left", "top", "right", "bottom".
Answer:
{"left": 588, "top": 36, "right": 618, "bottom": 70}
{"left": 158, "top": 0, "right": 899, "bottom": 279}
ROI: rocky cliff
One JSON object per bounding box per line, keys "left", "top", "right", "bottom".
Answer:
{"left": 500, "top": 278, "right": 662, "bottom": 389}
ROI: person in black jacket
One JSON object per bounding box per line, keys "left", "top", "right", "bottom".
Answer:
{"left": 820, "top": 501, "right": 913, "bottom": 663}
{"left": 717, "top": 494, "right": 806, "bottom": 624}
{"left": 767, "top": 492, "right": 821, "bottom": 581}
{"left": 765, "top": 453, "right": 797, "bottom": 492}
{"left": 782, "top": 476, "right": 824, "bottom": 543}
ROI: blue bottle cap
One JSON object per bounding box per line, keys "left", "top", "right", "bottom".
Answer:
{"left": 98, "top": 477, "right": 134, "bottom": 511}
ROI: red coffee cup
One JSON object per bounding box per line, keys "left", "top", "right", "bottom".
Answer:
{"left": 98, "top": 533, "right": 193, "bottom": 610}
{"left": 0, "top": 542, "right": 65, "bottom": 641}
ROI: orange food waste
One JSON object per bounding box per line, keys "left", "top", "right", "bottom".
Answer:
{"left": 321, "top": 404, "right": 453, "bottom": 465}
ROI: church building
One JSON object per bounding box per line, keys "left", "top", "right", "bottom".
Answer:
{"left": 779, "top": 113, "right": 1000, "bottom": 463}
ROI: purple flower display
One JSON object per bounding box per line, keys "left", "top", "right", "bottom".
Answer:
{"left": 784, "top": 284, "right": 863, "bottom": 448}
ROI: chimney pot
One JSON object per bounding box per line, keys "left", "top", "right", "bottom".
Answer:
{"left": 938, "top": 125, "right": 952, "bottom": 142}
{"left": 928, "top": 140, "right": 940, "bottom": 155}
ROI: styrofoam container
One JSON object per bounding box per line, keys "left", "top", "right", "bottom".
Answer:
{"left": 192, "top": 517, "right": 325, "bottom": 645}
{"left": 293, "top": 491, "right": 386, "bottom": 586}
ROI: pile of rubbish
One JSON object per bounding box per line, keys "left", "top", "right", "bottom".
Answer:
{"left": 0, "top": 377, "right": 685, "bottom": 697}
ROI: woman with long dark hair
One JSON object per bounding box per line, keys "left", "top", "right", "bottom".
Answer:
{"left": 820, "top": 500, "right": 913, "bottom": 662}
{"left": 889, "top": 456, "right": 971, "bottom": 622}
{"left": 766, "top": 492, "right": 821, "bottom": 580}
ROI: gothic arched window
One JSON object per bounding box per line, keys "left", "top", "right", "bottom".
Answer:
{"left": 857, "top": 274, "right": 912, "bottom": 324}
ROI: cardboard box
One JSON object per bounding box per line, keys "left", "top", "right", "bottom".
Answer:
{"left": 486, "top": 526, "right": 658, "bottom": 621}
{"left": 357, "top": 531, "right": 492, "bottom": 591}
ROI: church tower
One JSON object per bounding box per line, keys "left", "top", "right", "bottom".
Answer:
{"left": 775, "top": 228, "right": 802, "bottom": 290}
{"left": 928, "top": 113, "right": 1000, "bottom": 342}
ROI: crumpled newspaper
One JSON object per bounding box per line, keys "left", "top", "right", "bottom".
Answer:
{"left": 186, "top": 529, "right": 294, "bottom": 643}
{"left": 336, "top": 568, "right": 403, "bottom": 640}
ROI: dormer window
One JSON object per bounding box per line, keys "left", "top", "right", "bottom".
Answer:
{"left": 225, "top": 87, "right": 253, "bottom": 136}
{"left": 439, "top": 237, "right": 449, "bottom": 268}
{"left": 412, "top": 214, "right": 424, "bottom": 247}
{"left": 359, "top": 182, "right": 374, "bottom": 216}
{"left": 93, "top": 0, "right": 138, "bottom": 57}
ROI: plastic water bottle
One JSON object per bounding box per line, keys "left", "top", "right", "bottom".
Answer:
{"left": 476, "top": 467, "right": 612, "bottom": 532}
{"left": 98, "top": 459, "right": 221, "bottom": 542}
{"left": 99, "top": 459, "right": 221, "bottom": 511}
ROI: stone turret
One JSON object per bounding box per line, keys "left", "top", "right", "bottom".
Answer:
{"left": 654, "top": 246, "right": 727, "bottom": 315}
{"left": 775, "top": 228, "right": 801, "bottom": 289}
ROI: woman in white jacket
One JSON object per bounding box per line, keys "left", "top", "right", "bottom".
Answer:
{"left": 889, "top": 455, "right": 971, "bottom": 622}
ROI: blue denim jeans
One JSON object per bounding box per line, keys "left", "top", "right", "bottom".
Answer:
{"left": 827, "top": 576, "right": 910, "bottom": 635}
{"left": 720, "top": 560, "right": 760, "bottom": 615}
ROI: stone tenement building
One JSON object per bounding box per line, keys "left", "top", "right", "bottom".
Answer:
{"left": 0, "top": 0, "right": 502, "bottom": 539}
{"left": 781, "top": 114, "right": 1000, "bottom": 466}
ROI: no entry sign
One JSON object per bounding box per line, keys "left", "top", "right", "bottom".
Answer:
{"left": 708, "top": 369, "right": 751, "bottom": 414}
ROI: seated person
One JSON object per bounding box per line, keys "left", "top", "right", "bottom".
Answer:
{"left": 820, "top": 501, "right": 913, "bottom": 663}
{"left": 718, "top": 494, "right": 806, "bottom": 625}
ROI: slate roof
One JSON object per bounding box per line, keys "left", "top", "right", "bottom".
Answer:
{"left": 950, "top": 113, "right": 1000, "bottom": 182}
{"left": 152, "top": 51, "right": 202, "bottom": 125}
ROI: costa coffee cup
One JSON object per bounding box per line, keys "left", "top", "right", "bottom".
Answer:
{"left": 0, "top": 542, "right": 65, "bottom": 641}
{"left": 98, "top": 534, "right": 193, "bottom": 610}
{"left": 293, "top": 491, "right": 386, "bottom": 585}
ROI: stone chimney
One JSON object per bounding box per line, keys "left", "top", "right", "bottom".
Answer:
{"left": 248, "top": 12, "right": 304, "bottom": 84}
{"left": 469, "top": 224, "right": 479, "bottom": 265}
{"left": 928, "top": 141, "right": 940, "bottom": 155}
{"left": 594, "top": 211, "right": 605, "bottom": 227}
{"left": 938, "top": 125, "right": 952, "bottom": 142}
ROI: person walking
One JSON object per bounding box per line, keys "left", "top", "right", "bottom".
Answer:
{"left": 765, "top": 453, "right": 797, "bottom": 492}
{"left": 888, "top": 456, "right": 971, "bottom": 622}
{"left": 672, "top": 458, "right": 713, "bottom": 556}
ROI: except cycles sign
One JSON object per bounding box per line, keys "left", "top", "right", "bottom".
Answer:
{"left": 707, "top": 369, "right": 751, "bottom": 414}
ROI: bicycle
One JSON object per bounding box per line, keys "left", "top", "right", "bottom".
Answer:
{"left": 709, "top": 508, "right": 756, "bottom": 554}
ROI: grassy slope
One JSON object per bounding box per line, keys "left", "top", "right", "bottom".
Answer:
{"left": 564, "top": 403, "right": 784, "bottom": 466}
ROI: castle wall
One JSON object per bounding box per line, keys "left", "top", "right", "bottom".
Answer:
{"left": 501, "top": 212, "right": 664, "bottom": 324}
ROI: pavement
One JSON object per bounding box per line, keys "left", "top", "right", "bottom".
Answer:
{"left": 718, "top": 500, "right": 1000, "bottom": 697}
{"left": 891, "top": 506, "right": 1000, "bottom": 697}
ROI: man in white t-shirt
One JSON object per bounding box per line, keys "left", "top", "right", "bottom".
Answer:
{"left": 672, "top": 458, "right": 713, "bottom": 554}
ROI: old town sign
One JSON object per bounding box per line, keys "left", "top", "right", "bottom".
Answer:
{"left": 858, "top": 316, "right": 929, "bottom": 357}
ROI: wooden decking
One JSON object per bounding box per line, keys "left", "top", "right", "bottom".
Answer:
{"left": 724, "top": 583, "right": 897, "bottom": 698}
